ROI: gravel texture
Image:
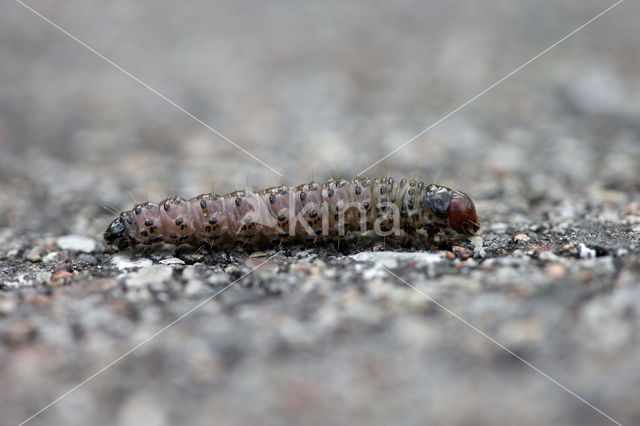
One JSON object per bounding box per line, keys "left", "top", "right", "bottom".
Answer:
{"left": 1, "top": 1, "right": 639, "bottom": 425}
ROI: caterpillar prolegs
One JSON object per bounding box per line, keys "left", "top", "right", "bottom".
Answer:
{"left": 104, "top": 177, "right": 479, "bottom": 250}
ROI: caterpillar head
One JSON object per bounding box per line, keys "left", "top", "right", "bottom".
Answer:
{"left": 448, "top": 190, "right": 479, "bottom": 235}
{"left": 104, "top": 217, "right": 130, "bottom": 250}
{"left": 426, "top": 185, "right": 479, "bottom": 236}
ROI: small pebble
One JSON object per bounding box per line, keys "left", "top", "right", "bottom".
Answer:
{"left": 579, "top": 270, "right": 593, "bottom": 282}
{"left": 208, "top": 273, "right": 230, "bottom": 285}
{"left": 451, "top": 246, "right": 471, "bottom": 260}
{"left": 111, "top": 256, "right": 153, "bottom": 270}
{"left": 50, "top": 270, "right": 73, "bottom": 285}
{"left": 625, "top": 201, "right": 639, "bottom": 216}
{"left": 545, "top": 263, "right": 567, "bottom": 279}
{"left": 26, "top": 250, "right": 42, "bottom": 262}
{"left": 36, "top": 272, "right": 52, "bottom": 283}
{"left": 0, "top": 298, "right": 16, "bottom": 316}
{"left": 54, "top": 261, "right": 72, "bottom": 272}
{"left": 56, "top": 235, "right": 98, "bottom": 253}
{"left": 159, "top": 257, "right": 185, "bottom": 265}
{"left": 42, "top": 252, "right": 60, "bottom": 265}
{"left": 579, "top": 243, "right": 596, "bottom": 259}
{"left": 125, "top": 265, "right": 173, "bottom": 288}
{"left": 184, "top": 280, "right": 208, "bottom": 297}
{"left": 513, "top": 233, "right": 531, "bottom": 243}
{"left": 78, "top": 254, "right": 98, "bottom": 265}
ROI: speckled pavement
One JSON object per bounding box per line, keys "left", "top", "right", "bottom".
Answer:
{"left": 1, "top": 1, "right": 639, "bottom": 425}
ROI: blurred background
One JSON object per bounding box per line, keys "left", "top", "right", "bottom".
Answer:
{"left": 1, "top": 0, "right": 638, "bottom": 238}
{"left": 1, "top": 1, "right": 640, "bottom": 425}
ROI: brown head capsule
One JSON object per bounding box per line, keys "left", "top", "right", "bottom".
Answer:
{"left": 448, "top": 190, "right": 479, "bottom": 235}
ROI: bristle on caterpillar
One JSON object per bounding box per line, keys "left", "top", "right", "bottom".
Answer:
{"left": 104, "top": 177, "right": 479, "bottom": 250}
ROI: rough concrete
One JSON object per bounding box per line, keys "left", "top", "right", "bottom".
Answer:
{"left": 1, "top": 1, "right": 639, "bottom": 425}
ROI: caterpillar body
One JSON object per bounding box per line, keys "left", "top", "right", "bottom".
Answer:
{"left": 104, "top": 177, "right": 479, "bottom": 250}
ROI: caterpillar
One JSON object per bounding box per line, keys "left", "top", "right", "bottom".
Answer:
{"left": 104, "top": 177, "right": 479, "bottom": 250}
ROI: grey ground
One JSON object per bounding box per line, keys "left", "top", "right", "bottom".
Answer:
{"left": 1, "top": 1, "right": 640, "bottom": 425}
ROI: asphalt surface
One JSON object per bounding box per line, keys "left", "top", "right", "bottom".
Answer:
{"left": 1, "top": 1, "right": 639, "bottom": 425}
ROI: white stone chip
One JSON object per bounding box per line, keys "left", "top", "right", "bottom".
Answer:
{"left": 579, "top": 243, "right": 596, "bottom": 259}
{"left": 159, "top": 257, "right": 185, "bottom": 265}
{"left": 111, "top": 256, "right": 153, "bottom": 270}
{"left": 351, "top": 251, "right": 444, "bottom": 269}
{"left": 56, "top": 235, "right": 98, "bottom": 253}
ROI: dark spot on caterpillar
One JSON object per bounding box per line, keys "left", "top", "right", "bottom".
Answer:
{"left": 426, "top": 184, "right": 452, "bottom": 219}
{"left": 104, "top": 177, "right": 478, "bottom": 250}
